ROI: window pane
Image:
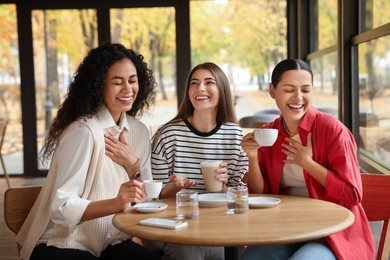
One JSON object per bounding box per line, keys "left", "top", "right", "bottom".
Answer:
{"left": 362, "top": 0, "right": 390, "bottom": 31}
{"left": 310, "top": 52, "right": 338, "bottom": 118}
{"left": 0, "top": 4, "right": 23, "bottom": 175}
{"left": 317, "top": 0, "right": 337, "bottom": 49}
{"left": 358, "top": 35, "right": 390, "bottom": 169}
{"left": 110, "top": 7, "right": 177, "bottom": 131}
{"left": 190, "top": 0, "right": 287, "bottom": 121}
{"left": 32, "top": 9, "right": 97, "bottom": 170}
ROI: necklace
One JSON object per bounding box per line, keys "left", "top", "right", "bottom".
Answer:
{"left": 282, "top": 119, "right": 295, "bottom": 137}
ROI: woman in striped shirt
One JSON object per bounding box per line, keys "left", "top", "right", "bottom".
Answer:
{"left": 146, "top": 62, "right": 248, "bottom": 260}
{"left": 152, "top": 62, "right": 248, "bottom": 198}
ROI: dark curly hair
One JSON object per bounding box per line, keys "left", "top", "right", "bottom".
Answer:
{"left": 41, "top": 42, "right": 156, "bottom": 161}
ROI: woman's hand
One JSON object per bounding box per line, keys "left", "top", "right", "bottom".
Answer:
{"left": 116, "top": 179, "right": 146, "bottom": 211}
{"left": 282, "top": 133, "right": 314, "bottom": 169}
{"left": 169, "top": 173, "right": 198, "bottom": 189}
{"left": 215, "top": 161, "right": 228, "bottom": 183}
{"left": 105, "top": 131, "right": 138, "bottom": 168}
{"left": 241, "top": 132, "right": 260, "bottom": 158}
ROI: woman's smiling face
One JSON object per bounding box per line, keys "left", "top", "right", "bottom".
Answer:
{"left": 188, "top": 68, "right": 219, "bottom": 113}
{"left": 103, "top": 58, "right": 138, "bottom": 123}
{"left": 269, "top": 69, "right": 313, "bottom": 122}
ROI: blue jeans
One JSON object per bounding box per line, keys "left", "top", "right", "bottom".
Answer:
{"left": 242, "top": 240, "right": 336, "bottom": 260}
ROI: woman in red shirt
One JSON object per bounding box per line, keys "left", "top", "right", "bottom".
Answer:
{"left": 241, "top": 59, "right": 375, "bottom": 260}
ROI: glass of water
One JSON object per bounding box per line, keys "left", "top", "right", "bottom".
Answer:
{"left": 176, "top": 189, "right": 199, "bottom": 219}
{"left": 227, "top": 185, "right": 249, "bottom": 214}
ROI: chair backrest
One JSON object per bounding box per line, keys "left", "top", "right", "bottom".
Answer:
{"left": 0, "top": 118, "right": 7, "bottom": 149}
{"left": 4, "top": 185, "right": 42, "bottom": 253}
{"left": 253, "top": 109, "right": 280, "bottom": 116}
{"left": 361, "top": 173, "right": 390, "bottom": 260}
{"left": 239, "top": 114, "right": 279, "bottom": 128}
{"left": 0, "top": 118, "right": 11, "bottom": 188}
{"left": 317, "top": 107, "right": 338, "bottom": 117}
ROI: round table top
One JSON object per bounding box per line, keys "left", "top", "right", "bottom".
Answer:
{"left": 113, "top": 194, "right": 354, "bottom": 247}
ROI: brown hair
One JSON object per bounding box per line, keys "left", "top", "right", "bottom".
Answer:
{"left": 173, "top": 62, "right": 237, "bottom": 123}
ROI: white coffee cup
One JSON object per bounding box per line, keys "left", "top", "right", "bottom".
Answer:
{"left": 200, "top": 160, "right": 223, "bottom": 193}
{"left": 253, "top": 128, "right": 278, "bottom": 147}
{"left": 143, "top": 180, "right": 163, "bottom": 199}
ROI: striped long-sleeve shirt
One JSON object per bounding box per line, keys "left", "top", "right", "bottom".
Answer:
{"left": 151, "top": 119, "right": 248, "bottom": 193}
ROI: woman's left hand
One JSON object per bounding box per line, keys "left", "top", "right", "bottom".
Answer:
{"left": 281, "top": 133, "right": 313, "bottom": 168}
{"left": 105, "top": 131, "right": 138, "bottom": 168}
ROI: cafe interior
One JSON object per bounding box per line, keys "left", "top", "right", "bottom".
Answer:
{"left": 0, "top": 0, "right": 389, "bottom": 259}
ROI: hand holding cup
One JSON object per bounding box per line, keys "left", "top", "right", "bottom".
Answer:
{"left": 200, "top": 160, "right": 225, "bottom": 193}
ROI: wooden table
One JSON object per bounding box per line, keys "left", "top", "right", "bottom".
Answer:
{"left": 113, "top": 194, "right": 354, "bottom": 260}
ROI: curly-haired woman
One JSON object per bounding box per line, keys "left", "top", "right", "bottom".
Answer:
{"left": 16, "top": 43, "right": 160, "bottom": 260}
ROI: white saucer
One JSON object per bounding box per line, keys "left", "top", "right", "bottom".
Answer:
{"left": 198, "top": 193, "right": 227, "bottom": 207}
{"left": 248, "top": 197, "right": 281, "bottom": 208}
{"left": 133, "top": 202, "right": 168, "bottom": 213}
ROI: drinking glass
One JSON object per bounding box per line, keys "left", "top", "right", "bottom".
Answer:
{"left": 176, "top": 189, "right": 199, "bottom": 219}
{"left": 227, "top": 185, "right": 249, "bottom": 214}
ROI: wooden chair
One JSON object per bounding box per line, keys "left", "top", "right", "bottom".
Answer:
{"left": 361, "top": 173, "right": 390, "bottom": 260}
{"left": 0, "top": 118, "right": 11, "bottom": 188}
{"left": 3, "top": 185, "right": 143, "bottom": 252}
{"left": 4, "top": 185, "right": 42, "bottom": 254}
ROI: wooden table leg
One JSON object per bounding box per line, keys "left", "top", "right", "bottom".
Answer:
{"left": 225, "top": 246, "right": 241, "bottom": 260}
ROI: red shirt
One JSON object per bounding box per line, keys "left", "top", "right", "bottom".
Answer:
{"left": 255, "top": 107, "right": 375, "bottom": 260}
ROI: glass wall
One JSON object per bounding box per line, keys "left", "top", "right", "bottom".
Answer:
{"left": 361, "top": 0, "right": 390, "bottom": 31}
{"left": 32, "top": 9, "right": 98, "bottom": 169}
{"left": 110, "top": 7, "right": 177, "bottom": 130}
{"left": 317, "top": 0, "right": 337, "bottom": 49}
{"left": 308, "top": 0, "right": 338, "bottom": 119}
{"left": 190, "top": 0, "right": 287, "bottom": 121}
{"left": 358, "top": 35, "right": 390, "bottom": 169}
{"left": 310, "top": 52, "right": 338, "bottom": 117}
{"left": 1, "top": 0, "right": 388, "bottom": 175}
{"left": 0, "top": 4, "right": 23, "bottom": 175}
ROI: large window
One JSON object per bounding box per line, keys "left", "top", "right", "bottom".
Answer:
{"left": 110, "top": 7, "right": 177, "bottom": 129}
{"left": 190, "top": 0, "right": 287, "bottom": 120}
{"left": 361, "top": 0, "right": 390, "bottom": 31}
{"left": 308, "top": 0, "right": 338, "bottom": 119}
{"left": 355, "top": 0, "right": 390, "bottom": 173}
{"left": 32, "top": 9, "right": 98, "bottom": 169}
{"left": 317, "top": 0, "right": 337, "bottom": 49}
{"left": 1, "top": 0, "right": 388, "bottom": 175}
{"left": 310, "top": 52, "right": 338, "bottom": 117}
{"left": 0, "top": 4, "right": 23, "bottom": 175}
{"left": 358, "top": 35, "right": 390, "bottom": 170}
